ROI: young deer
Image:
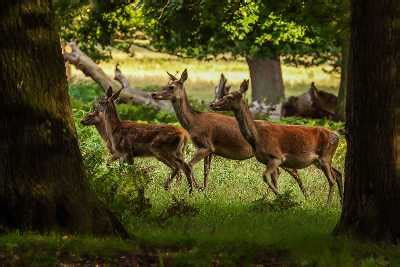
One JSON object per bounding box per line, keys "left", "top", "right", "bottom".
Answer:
{"left": 80, "top": 104, "right": 131, "bottom": 164}
{"left": 210, "top": 80, "right": 343, "bottom": 204}
{"left": 95, "top": 87, "right": 197, "bottom": 192}
{"left": 151, "top": 70, "right": 303, "bottom": 194}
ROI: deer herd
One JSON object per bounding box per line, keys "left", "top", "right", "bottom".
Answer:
{"left": 81, "top": 69, "right": 343, "bottom": 205}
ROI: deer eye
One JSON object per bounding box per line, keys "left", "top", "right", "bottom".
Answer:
{"left": 168, "top": 85, "right": 174, "bottom": 90}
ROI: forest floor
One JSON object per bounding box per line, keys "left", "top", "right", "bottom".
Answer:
{"left": 1, "top": 48, "right": 399, "bottom": 266}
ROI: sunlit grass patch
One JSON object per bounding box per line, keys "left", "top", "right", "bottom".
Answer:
{"left": 70, "top": 47, "right": 339, "bottom": 101}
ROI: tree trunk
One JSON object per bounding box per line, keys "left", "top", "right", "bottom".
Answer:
{"left": 334, "top": 0, "right": 400, "bottom": 242}
{"left": 246, "top": 56, "right": 285, "bottom": 105}
{"left": 334, "top": 38, "right": 350, "bottom": 121}
{"left": 63, "top": 42, "right": 171, "bottom": 111}
{"left": 0, "top": 0, "right": 126, "bottom": 236}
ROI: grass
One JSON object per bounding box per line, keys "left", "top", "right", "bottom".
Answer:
{"left": 1, "top": 49, "right": 397, "bottom": 266}
{"left": 0, "top": 232, "right": 139, "bottom": 266}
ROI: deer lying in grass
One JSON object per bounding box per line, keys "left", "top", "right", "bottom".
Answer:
{"left": 92, "top": 87, "right": 197, "bottom": 192}
{"left": 151, "top": 70, "right": 304, "bottom": 195}
{"left": 281, "top": 82, "right": 337, "bottom": 119}
{"left": 210, "top": 79, "right": 343, "bottom": 204}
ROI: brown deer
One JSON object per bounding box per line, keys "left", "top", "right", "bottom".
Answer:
{"left": 80, "top": 103, "right": 131, "bottom": 164}
{"left": 210, "top": 79, "right": 343, "bottom": 204}
{"left": 281, "top": 82, "right": 337, "bottom": 119}
{"left": 94, "top": 87, "right": 197, "bottom": 192}
{"left": 151, "top": 70, "right": 305, "bottom": 195}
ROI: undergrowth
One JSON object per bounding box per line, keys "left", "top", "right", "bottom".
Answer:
{"left": 1, "top": 81, "right": 394, "bottom": 266}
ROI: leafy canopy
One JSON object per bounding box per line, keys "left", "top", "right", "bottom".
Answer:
{"left": 55, "top": 0, "right": 144, "bottom": 61}
{"left": 142, "top": 0, "right": 348, "bottom": 68}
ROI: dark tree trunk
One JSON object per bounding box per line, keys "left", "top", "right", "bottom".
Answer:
{"left": 246, "top": 56, "right": 285, "bottom": 105}
{"left": 0, "top": 0, "right": 126, "bottom": 236}
{"left": 334, "top": 0, "right": 400, "bottom": 242}
{"left": 334, "top": 38, "right": 350, "bottom": 121}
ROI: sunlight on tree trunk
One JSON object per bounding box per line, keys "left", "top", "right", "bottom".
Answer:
{"left": 335, "top": 38, "right": 349, "bottom": 121}
{"left": 246, "top": 57, "right": 285, "bottom": 105}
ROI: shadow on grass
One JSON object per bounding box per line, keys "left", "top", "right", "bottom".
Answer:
{"left": 1, "top": 198, "right": 399, "bottom": 266}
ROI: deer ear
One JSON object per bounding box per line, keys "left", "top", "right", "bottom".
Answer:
{"left": 167, "top": 71, "right": 177, "bottom": 81}
{"left": 224, "top": 85, "right": 231, "bottom": 95}
{"left": 310, "top": 82, "right": 317, "bottom": 90}
{"left": 239, "top": 79, "right": 249, "bottom": 94}
{"left": 111, "top": 88, "right": 123, "bottom": 101}
{"left": 309, "top": 82, "right": 319, "bottom": 99}
{"left": 180, "top": 69, "right": 188, "bottom": 83}
{"left": 216, "top": 73, "right": 228, "bottom": 98}
{"left": 106, "top": 86, "right": 113, "bottom": 97}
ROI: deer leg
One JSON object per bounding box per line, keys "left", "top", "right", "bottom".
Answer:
{"left": 154, "top": 147, "right": 198, "bottom": 193}
{"left": 332, "top": 167, "right": 343, "bottom": 204}
{"left": 152, "top": 152, "right": 180, "bottom": 191}
{"left": 164, "top": 168, "right": 180, "bottom": 191}
{"left": 283, "top": 168, "right": 308, "bottom": 198}
{"left": 170, "top": 154, "right": 198, "bottom": 194}
{"left": 318, "top": 162, "right": 336, "bottom": 205}
{"left": 262, "top": 159, "right": 281, "bottom": 195}
{"left": 271, "top": 168, "right": 280, "bottom": 190}
{"left": 203, "top": 154, "right": 213, "bottom": 189}
{"left": 189, "top": 147, "right": 212, "bottom": 189}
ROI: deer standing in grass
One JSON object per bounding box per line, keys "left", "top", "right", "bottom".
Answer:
{"left": 94, "top": 87, "right": 197, "bottom": 192}
{"left": 210, "top": 79, "right": 343, "bottom": 204}
{"left": 80, "top": 104, "right": 132, "bottom": 164}
{"left": 151, "top": 70, "right": 304, "bottom": 194}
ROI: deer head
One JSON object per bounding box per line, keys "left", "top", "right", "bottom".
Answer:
{"left": 80, "top": 103, "right": 102, "bottom": 125}
{"left": 151, "top": 69, "right": 188, "bottom": 101}
{"left": 210, "top": 79, "right": 249, "bottom": 111}
{"left": 96, "top": 87, "right": 123, "bottom": 115}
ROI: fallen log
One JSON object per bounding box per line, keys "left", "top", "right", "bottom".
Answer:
{"left": 63, "top": 41, "right": 171, "bottom": 111}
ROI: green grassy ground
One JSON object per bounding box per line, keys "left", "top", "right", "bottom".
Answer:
{"left": 1, "top": 51, "right": 398, "bottom": 266}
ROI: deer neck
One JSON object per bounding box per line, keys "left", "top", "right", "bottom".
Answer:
{"left": 171, "top": 90, "right": 196, "bottom": 130}
{"left": 233, "top": 100, "right": 259, "bottom": 150}
{"left": 94, "top": 122, "right": 109, "bottom": 144}
{"left": 103, "top": 105, "right": 121, "bottom": 151}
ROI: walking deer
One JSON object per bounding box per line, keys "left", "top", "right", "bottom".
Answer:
{"left": 151, "top": 70, "right": 303, "bottom": 194}
{"left": 80, "top": 104, "right": 131, "bottom": 164}
{"left": 92, "top": 87, "right": 197, "bottom": 192}
{"left": 210, "top": 79, "right": 343, "bottom": 204}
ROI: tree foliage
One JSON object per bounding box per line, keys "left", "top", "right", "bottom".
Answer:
{"left": 54, "top": 0, "right": 349, "bottom": 71}
{"left": 55, "top": 0, "right": 144, "bottom": 61}
{"left": 142, "top": 0, "right": 348, "bottom": 69}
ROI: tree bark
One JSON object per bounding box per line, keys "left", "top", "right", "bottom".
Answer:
{"left": 334, "top": 38, "right": 350, "bottom": 121}
{"left": 246, "top": 56, "right": 285, "bottom": 105}
{"left": 0, "top": 0, "right": 126, "bottom": 236}
{"left": 63, "top": 42, "right": 171, "bottom": 111}
{"left": 334, "top": 0, "right": 400, "bottom": 242}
